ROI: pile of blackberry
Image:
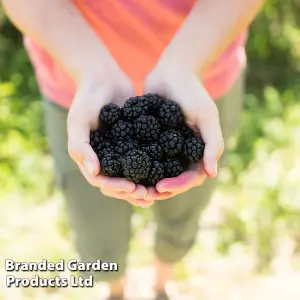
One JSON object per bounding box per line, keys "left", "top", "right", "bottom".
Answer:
{"left": 90, "top": 94, "right": 205, "bottom": 186}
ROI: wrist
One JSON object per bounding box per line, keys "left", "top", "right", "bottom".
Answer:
{"left": 77, "top": 60, "right": 125, "bottom": 88}
{"left": 74, "top": 54, "right": 122, "bottom": 87}
{"left": 76, "top": 66, "right": 132, "bottom": 105}
{"left": 148, "top": 62, "right": 198, "bottom": 87}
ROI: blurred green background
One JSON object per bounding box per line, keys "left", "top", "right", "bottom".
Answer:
{"left": 1, "top": 1, "right": 300, "bottom": 299}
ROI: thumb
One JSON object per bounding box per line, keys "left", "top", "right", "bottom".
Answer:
{"left": 67, "top": 112, "right": 100, "bottom": 176}
{"left": 197, "top": 108, "right": 224, "bottom": 178}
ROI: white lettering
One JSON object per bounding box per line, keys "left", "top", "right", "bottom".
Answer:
{"left": 67, "top": 260, "right": 118, "bottom": 272}
{"left": 70, "top": 275, "right": 93, "bottom": 287}
{"left": 6, "top": 275, "right": 15, "bottom": 287}
{"left": 5, "top": 259, "right": 15, "bottom": 271}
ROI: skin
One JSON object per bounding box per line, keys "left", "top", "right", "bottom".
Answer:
{"left": 2, "top": 0, "right": 265, "bottom": 295}
{"left": 2, "top": 0, "right": 264, "bottom": 206}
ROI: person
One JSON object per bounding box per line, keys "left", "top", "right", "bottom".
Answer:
{"left": 2, "top": 0, "right": 264, "bottom": 299}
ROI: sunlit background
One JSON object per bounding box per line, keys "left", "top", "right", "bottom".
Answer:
{"left": 1, "top": 1, "right": 300, "bottom": 299}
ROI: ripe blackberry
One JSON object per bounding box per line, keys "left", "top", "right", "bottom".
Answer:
{"left": 123, "top": 96, "right": 151, "bottom": 120}
{"left": 111, "top": 120, "right": 134, "bottom": 141}
{"left": 121, "top": 150, "right": 151, "bottom": 184}
{"left": 159, "top": 130, "right": 183, "bottom": 157}
{"left": 148, "top": 161, "right": 164, "bottom": 186}
{"left": 100, "top": 103, "right": 121, "bottom": 126}
{"left": 141, "top": 143, "right": 163, "bottom": 161}
{"left": 135, "top": 115, "right": 161, "bottom": 142}
{"left": 158, "top": 99, "right": 183, "bottom": 128}
{"left": 93, "top": 137, "right": 114, "bottom": 153}
{"left": 90, "top": 129, "right": 102, "bottom": 149}
{"left": 164, "top": 159, "right": 183, "bottom": 178}
{"left": 90, "top": 131, "right": 113, "bottom": 152}
{"left": 100, "top": 153, "right": 121, "bottom": 177}
{"left": 183, "top": 137, "right": 205, "bottom": 163}
{"left": 115, "top": 140, "right": 139, "bottom": 156}
{"left": 100, "top": 127, "right": 112, "bottom": 140}
{"left": 144, "top": 93, "right": 163, "bottom": 113}
{"left": 97, "top": 147, "right": 118, "bottom": 159}
{"left": 181, "top": 124, "right": 195, "bottom": 139}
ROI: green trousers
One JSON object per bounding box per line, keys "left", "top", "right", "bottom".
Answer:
{"left": 42, "top": 74, "right": 244, "bottom": 281}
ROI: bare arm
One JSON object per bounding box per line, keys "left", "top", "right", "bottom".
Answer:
{"left": 144, "top": 0, "right": 264, "bottom": 195}
{"left": 157, "top": 0, "right": 264, "bottom": 73}
{"left": 2, "top": 0, "right": 119, "bottom": 84}
{"left": 2, "top": 0, "right": 144, "bottom": 203}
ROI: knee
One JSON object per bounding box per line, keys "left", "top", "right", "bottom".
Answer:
{"left": 154, "top": 218, "right": 199, "bottom": 264}
{"left": 76, "top": 246, "right": 128, "bottom": 282}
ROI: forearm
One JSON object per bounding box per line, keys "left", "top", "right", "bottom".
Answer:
{"left": 158, "top": 0, "right": 264, "bottom": 74}
{"left": 2, "top": 0, "right": 119, "bottom": 84}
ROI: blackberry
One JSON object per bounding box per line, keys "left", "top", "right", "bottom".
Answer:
{"left": 135, "top": 115, "right": 161, "bottom": 142}
{"left": 100, "top": 137, "right": 113, "bottom": 149}
{"left": 181, "top": 124, "right": 195, "bottom": 139}
{"left": 93, "top": 136, "right": 114, "bottom": 153}
{"left": 97, "top": 147, "right": 118, "bottom": 159}
{"left": 164, "top": 159, "right": 183, "bottom": 178}
{"left": 141, "top": 143, "right": 163, "bottom": 161}
{"left": 158, "top": 99, "right": 183, "bottom": 128}
{"left": 90, "top": 131, "right": 113, "bottom": 152}
{"left": 123, "top": 96, "right": 151, "bottom": 120}
{"left": 159, "top": 130, "right": 183, "bottom": 157}
{"left": 89, "top": 129, "right": 102, "bottom": 149}
{"left": 101, "top": 128, "right": 112, "bottom": 140}
{"left": 100, "top": 103, "right": 121, "bottom": 126}
{"left": 144, "top": 93, "right": 163, "bottom": 114}
{"left": 183, "top": 137, "right": 205, "bottom": 163}
{"left": 121, "top": 150, "right": 151, "bottom": 183}
{"left": 148, "top": 161, "right": 164, "bottom": 186}
{"left": 115, "top": 140, "right": 139, "bottom": 156}
{"left": 100, "top": 153, "right": 121, "bottom": 177}
{"left": 111, "top": 120, "right": 134, "bottom": 141}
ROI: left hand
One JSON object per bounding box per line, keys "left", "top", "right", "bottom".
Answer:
{"left": 144, "top": 65, "right": 224, "bottom": 201}
{"left": 67, "top": 72, "right": 154, "bottom": 208}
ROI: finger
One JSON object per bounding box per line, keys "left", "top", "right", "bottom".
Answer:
{"left": 197, "top": 106, "right": 224, "bottom": 178}
{"left": 67, "top": 110, "right": 100, "bottom": 176}
{"left": 131, "top": 185, "right": 148, "bottom": 200}
{"left": 99, "top": 190, "right": 151, "bottom": 208}
{"left": 100, "top": 189, "right": 129, "bottom": 200}
{"left": 98, "top": 176, "right": 136, "bottom": 193}
{"left": 156, "top": 168, "right": 205, "bottom": 193}
{"left": 186, "top": 163, "right": 207, "bottom": 187}
{"left": 127, "top": 198, "right": 155, "bottom": 208}
{"left": 101, "top": 189, "right": 155, "bottom": 207}
{"left": 145, "top": 187, "right": 174, "bottom": 201}
{"left": 78, "top": 163, "right": 136, "bottom": 191}
{"left": 78, "top": 163, "right": 102, "bottom": 187}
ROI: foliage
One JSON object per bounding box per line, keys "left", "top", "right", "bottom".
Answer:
{"left": 0, "top": 0, "right": 300, "bottom": 270}
{"left": 216, "top": 0, "right": 300, "bottom": 270}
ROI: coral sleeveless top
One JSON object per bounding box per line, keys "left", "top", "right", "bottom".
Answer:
{"left": 24, "top": 0, "right": 247, "bottom": 109}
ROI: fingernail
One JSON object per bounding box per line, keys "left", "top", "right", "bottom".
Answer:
{"left": 134, "top": 189, "right": 147, "bottom": 200}
{"left": 134, "top": 193, "right": 145, "bottom": 199}
{"left": 145, "top": 194, "right": 153, "bottom": 201}
{"left": 213, "top": 161, "right": 218, "bottom": 175}
{"left": 83, "top": 159, "right": 95, "bottom": 175}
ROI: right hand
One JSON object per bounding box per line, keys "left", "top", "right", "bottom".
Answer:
{"left": 144, "top": 65, "right": 224, "bottom": 201}
{"left": 67, "top": 72, "right": 154, "bottom": 208}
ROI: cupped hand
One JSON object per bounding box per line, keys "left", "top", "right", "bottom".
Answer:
{"left": 67, "top": 73, "right": 154, "bottom": 208}
{"left": 144, "top": 66, "right": 224, "bottom": 200}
